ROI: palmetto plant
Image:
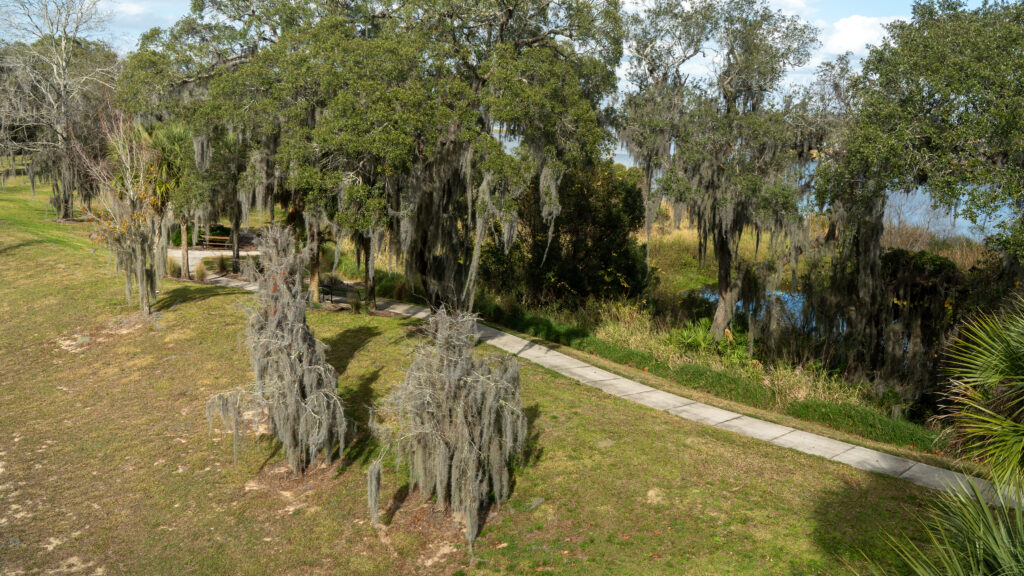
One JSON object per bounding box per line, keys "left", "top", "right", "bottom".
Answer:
{"left": 869, "top": 297, "right": 1024, "bottom": 575}
{"left": 872, "top": 482, "right": 1024, "bottom": 576}
{"left": 944, "top": 296, "right": 1024, "bottom": 485}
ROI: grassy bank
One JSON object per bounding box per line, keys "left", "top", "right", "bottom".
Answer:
{"left": 473, "top": 296, "right": 952, "bottom": 462}
{"left": 0, "top": 178, "right": 944, "bottom": 574}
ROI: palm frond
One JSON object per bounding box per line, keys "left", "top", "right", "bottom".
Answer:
{"left": 944, "top": 296, "right": 1024, "bottom": 484}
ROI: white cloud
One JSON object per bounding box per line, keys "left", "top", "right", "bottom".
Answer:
{"left": 768, "top": 0, "right": 817, "bottom": 18}
{"left": 115, "top": 2, "right": 148, "bottom": 17}
{"left": 823, "top": 15, "right": 902, "bottom": 57}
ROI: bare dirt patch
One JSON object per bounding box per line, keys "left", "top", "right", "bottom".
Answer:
{"left": 54, "top": 312, "right": 155, "bottom": 354}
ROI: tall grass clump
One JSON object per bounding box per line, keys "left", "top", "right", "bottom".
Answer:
{"left": 206, "top": 226, "right": 346, "bottom": 474}
{"left": 367, "top": 308, "right": 527, "bottom": 555}
{"left": 194, "top": 260, "right": 207, "bottom": 282}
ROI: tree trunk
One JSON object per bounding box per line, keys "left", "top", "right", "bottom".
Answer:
{"left": 363, "top": 235, "right": 376, "bottom": 311}
{"left": 52, "top": 157, "right": 75, "bottom": 220}
{"left": 710, "top": 237, "right": 740, "bottom": 340}
{"left": 641, "top": 171, "right": 656, "bottom": 269}
{"left": 308, "top": 225, "right": 321, "bottom": 303}
{"left": 180, "top": 222, "right": 191, "bottom": 280}
{"left": 135, "top": 245, "right": 150, "bottom": 314}
{"left": 231, "top": 210, "right": 241, "bottom": 273}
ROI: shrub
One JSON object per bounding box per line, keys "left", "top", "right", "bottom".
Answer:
{"left": 671, "top": 317, "right": 716, "bottom": 351}
{"left": 216, "top": 254, "right": 229, "bottom": 273}
{"left": 390, "top": 278, "right": 408, "bottom": 301}
{"left": 480, "top": 160, "right": 648, "bottom": 304}
{"left": 205, "top": 226, "right": 346, "bottom": 474}
{"left": 368, "top": 309, "right": 527, "bottom": 554}
{"left": 194, "top": 261, "right": 207, "bottom": 282}
{"left": 167, "top": 259, "right": 181, "bottom": 279}
{"left": 944, "top": 296, "right": 1024, "bottom": 484}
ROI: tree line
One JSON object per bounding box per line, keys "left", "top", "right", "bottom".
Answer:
{"left": 2, "top": 0, "right": 1022, "bottom": 409}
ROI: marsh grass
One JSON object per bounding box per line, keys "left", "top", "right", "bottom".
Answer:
{"left": 194, "top": 259, "right": 208, "bottom": 282}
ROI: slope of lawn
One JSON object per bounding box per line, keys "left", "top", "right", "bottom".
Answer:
{"left": 1, "top": 180, "right": 935, "bottom": 575}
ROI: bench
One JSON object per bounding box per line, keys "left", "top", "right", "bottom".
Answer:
{"left": 200, "top": 234, "right": 232, "bottom": 250}
{"left": 319, "top": 282, "right": 361, "bottom": 304}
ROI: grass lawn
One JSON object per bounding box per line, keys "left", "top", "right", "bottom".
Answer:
{"left": 1, "top": 180, "right": 937, "bottom": 574}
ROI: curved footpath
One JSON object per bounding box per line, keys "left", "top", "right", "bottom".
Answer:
{"left": 377, "top": 301, "right": 999, "bottom": 501}
{"left": 177, "top": 260, "right": 996, "bottom": 500}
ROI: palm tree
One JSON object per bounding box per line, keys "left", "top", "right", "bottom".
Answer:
{"left": 148, "top": 122, "right": 207, "bottom": 280}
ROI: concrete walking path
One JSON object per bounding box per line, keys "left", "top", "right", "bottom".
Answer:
{"left": 375, "top": 301, "right": 998, "bottom": 500}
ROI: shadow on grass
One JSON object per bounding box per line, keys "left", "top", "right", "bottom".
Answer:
{"left": 477, "top": 302, "right": 590, "bottom": 346}
{"left": 808, "top": 474, "right": 933, "bottom": 574}
{"left": 382, "top": 483, "right": 410, "bottom": 526}
{"left": 337, "top": 368, "right": 382, "bottom": 471}
{"left": 0, "top": 240, "right": 40, "bottom": 256}
{"left": 321, "top": 323, "right": 386, "bottom": 473}
{"left": 522, "top": 403, "right": 544, "bottom": 467}
{"left": 324, "top": 325, "right": 382, "bottom": 376}
{"left": 152, "top": 284, "right": 239, "bottom": 311}
{"left": 256, "top": 437, "right": 284, "bottom": 473}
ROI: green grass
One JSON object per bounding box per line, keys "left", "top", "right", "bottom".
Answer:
{"left": 786, "top": 400, "right": 942, "bottom": 453}
{"left": 0, "top": 178, "right": 941, "bottom": 574}
{"left": 648, "top": 223, "right": 817, "bottom": 297}
{"left": 475, "top": 299, "right": 591, "bottom": 345}
{"left": 580, "top": 335, "right": 942, "bottom": 450}
{"left": 577, "top": 336, "right": 776, "bottom": 408}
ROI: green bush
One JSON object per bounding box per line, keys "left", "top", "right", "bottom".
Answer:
{"left": 670, "top": 318, "right": 716, "bottom": 350}
{"left": 945, "top": 296, "right": 1024, "bottom": 484}
{"left": 169, "top": 223, "right": 231, "bottom": 247}
{"left": 480, "top": 160, "right": 648, "bottom": 304}
{"left": 877, "top": 297, "right": 1024, "bottom": 575}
